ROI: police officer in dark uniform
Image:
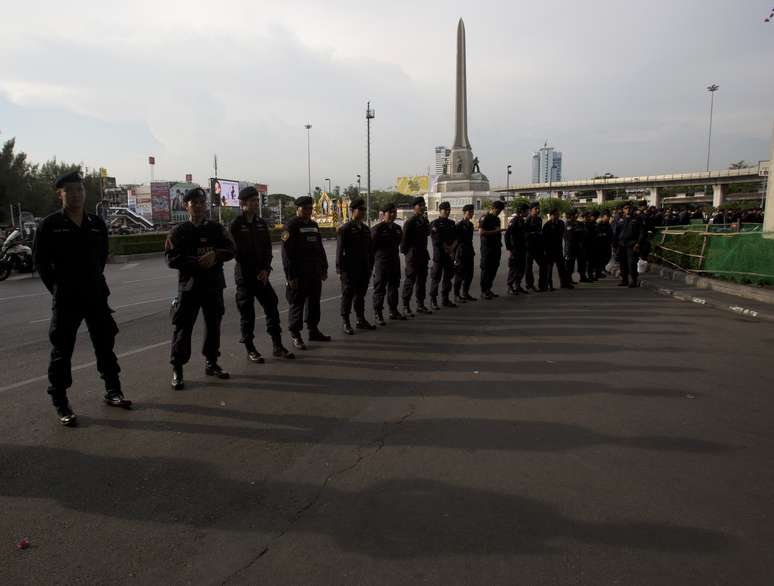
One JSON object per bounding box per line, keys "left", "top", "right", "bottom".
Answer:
{"left": 429, "top": 201, "right": 458, "bottom": 309}
{"left": 581, "top": 210, "right": 598, "bottom": 282}
{"left": 594, "top": 209, "right": 613, "bottom": 278}
{"left": 400, "top": 196, "right": 432, "bottom": 316}
{"left": 541, "top": 208, "right": 573, "bottom": 291}
{"left": 479, "top": 199, "right": 505, "bottom": 299}
{"left": 453, "top": 204, "right": 476, "bottom": 303}
{"left": 524, "top": 202, "right": 544, "bottom": 291}
{"left": 282, "top": 196, "right": 331, "bottom": 349}
{"left": 166, "top": 187, "right": 235, "bottom": 390}
{"left": 336, "top": 197, "right": 375, "bottom": 335}
{"left": 33, "top": 170, "right": 131, "bottom": 426}
{"left": 505, "top": 203, "right": 529, "bottom": 295}
{"left": 616, "top": 202, "right": 648, "bottom": 288}
{"left": 564, "top": 208, "right": 583, "bottom": 283}
{"left": 230, "top": 186, "right": 294, "bottom": 363}
{"left": 371, "top": 202, "right": 405, "bottom": 324}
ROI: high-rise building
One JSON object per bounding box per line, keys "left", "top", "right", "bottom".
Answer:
{"left": 531, "top": 144, "right": 563, "bottom": 183}
{"left": 434, "top": 146, "right": 451, "bottom": 175}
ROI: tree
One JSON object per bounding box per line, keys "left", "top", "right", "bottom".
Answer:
{"left": 592, "top": 172, "right": 617, "bottom": 179}
{"left": 728, "top": 160, "right": 751, "bottom": 170}
{"left": 506, "top": 197, "right": 531, "bottom": 213}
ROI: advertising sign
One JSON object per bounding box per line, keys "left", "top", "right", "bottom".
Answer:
{"left": 396, "top": 176, "right": 429, "bottom": 195}
{"left": 211, "top": 178, "right": 240, "bottom": 207}
{"left": 151, "top": 181, "right": 171, "bottom": 223}
{"left": 133, "top": 185, "right": 152, "bottom": 220}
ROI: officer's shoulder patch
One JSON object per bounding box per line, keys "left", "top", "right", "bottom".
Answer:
{"left": 281, "top": 230, "right": 290, "bottom": 241}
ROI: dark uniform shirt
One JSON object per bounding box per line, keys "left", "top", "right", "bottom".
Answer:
{"left": 336, "top": 220, "right": 372, "bottom": 274}
{"left": 525, "top": 215, "right": 543, "bottom": 252}
{"left": 430, "top": 217, "right": 457, "bottom": 260}
{"left": 400, "top": 215, "right": 430, "bottom": 259}
{"left": 371, "top": 221, "right": 402, "bottom": 267}
{"left": 542, "top": 219, "right": 565, "bottom": 255}
{"left": 504, "top": 215, "right": 526, "bottom": 252}
{"left": 617, "top": 216, "right": 648, "bottom": 248}
{"left": 479, "top": 213, "right": 502, "bottom": 249}
{"left": 281, "top": 216, "right": 328, "bottom": 281}
{"left": 165, "top": 220, "right": 235, "bottom": 291}
{"left": 230, "top": 213, "right": 272, "bottom": 284}
{"left": 596, "top": 220, "right": 613, "bottom": 246}
{"left": 33, "top": 210, "right": 110, "bottom": 302}
{"left": 455, "top": 219, "right": 475, "bottom": 258}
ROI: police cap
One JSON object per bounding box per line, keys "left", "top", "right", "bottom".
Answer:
{"left": 567, "top": 208, "right": 578, "bottom": 217}
{"left": 529, "top": 202, "right": 540, "bottom": 209}
{"left": 439, "top": 201, "right": 451, "bottom": 211}
{"left": 184, "top": 187, "right": 207, "bottom": 203}
{"left": 54, "top": 170, "right": 83, "bottom": 189}
{"left": 517, "top": 203, "right": 529, "bottom": 212}
{"left": 350, "top": 197, "right": 366, "bottom": 210}
{"left": 295, "top": 196, "right": 314, "bottom": 207}
{"left": 549, "top": 208, "right": 560, "bottom": 215}
{"left": 462, "top": 204, "right": 475, "bottom": 212}
{"left": 491, "top": 200, "right": 505, "bottom": 210}
{"left": 380, "top": 202, "right": 396, "bottom": 213}
{"left": 239, "top": 186, "right": 260, "bottom": 201}
{"left": 591, "top": 209, "right": 601, "bottom": 218}
{"left": 411, "top": 196, "right": 426, "bottom": 207}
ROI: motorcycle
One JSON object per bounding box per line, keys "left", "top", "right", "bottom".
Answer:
{"left": 0, "top": 229, "right": 34, "bottom": 281}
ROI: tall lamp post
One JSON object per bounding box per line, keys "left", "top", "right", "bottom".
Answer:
{"left": 356, "top": 174, "right": 361, "bottom": 195}
{"left": 366, "top": 102, "right": 375, "bottom": 223}
{"left": 506, "top": 164, "right": 512, "bottom": 198}
{"left": 706, "top": 84, "right": 719, "bottom": 172}
{"left": 304, "top": 124, "right": 312, "bottom": 196}
{"left": 324, "top": 177, "right": 331, "bottom": 194}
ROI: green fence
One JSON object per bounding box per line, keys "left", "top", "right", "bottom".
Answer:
{"left": 108, "top": 226, "right": 339, "bottom": 256}
{"left": 652, "top": 229, "right": 774, "bottom": 286}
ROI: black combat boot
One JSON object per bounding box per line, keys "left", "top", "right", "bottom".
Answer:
{"left": 430, "top": 297, "right": 441, "bottom": 311}
{"left": 308, "top": 328, "right": 332, "bottom": 342}
{"left": 342, "top": 316, "right": 355, "bottom": 335}
{"left": 205, "top": 361, "right": 230, "bottom": 379}
{"left": 416, "top": 304, "right": 433, "bottom": 314}
{"left": 402, "top": 303, "right": 415, "bottom": 318}
{"left": 356, "top": 315, "right": 376, "bottom": 330}
{"left": 271, "top": 335, "right": 295, "bottom": 359}
{"left": 104, "top": 389, "right": 132, "bottom": 408}
{"left": 463, "top": 292, "right": 478, "bottom": 301}
{"left": 171, "top": 366, "right": 184, "bottom": 390}
{"left": 52, "top": 395, "right": 77, "bottom": 427}
{"left": 441, "top": 298, "right": 457, "bottom": 307}
{"left": 290, "top": 332, "right": 307, "bottom": 350}
{"left": 375, "top": 310, "right": 387, "bottom": 326}
{"left": 245, "top": 342, "right": 264, "bottom": 363}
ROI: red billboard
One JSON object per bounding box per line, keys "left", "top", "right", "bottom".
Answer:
{"left": 151, "top": 181, "right": 171, "bottom": 222}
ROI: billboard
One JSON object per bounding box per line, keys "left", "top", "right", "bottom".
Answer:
{"left": 133, "top": 185, "right": 152, "bottom": 220}
{"left": 211, "top": 178, "right": 240, "bottom": 207}
{"left": 151, "top": 181, "right": 171, "bottom": 223}
{"left": 396, "top": 176, "right": 429, "bottom": 195}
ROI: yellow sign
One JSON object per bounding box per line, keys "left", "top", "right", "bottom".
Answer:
{"left": 99, "top": 167, "right": 108, "bottom": 177}
{"left": 396, "top": 176, "right": 429, "bottom": 195}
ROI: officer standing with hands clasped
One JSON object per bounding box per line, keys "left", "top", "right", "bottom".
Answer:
{"left": 230, "top": 186, "right": 294, "bottom": 363}
{"left": 336, "top": 197, "right": 375, "bottom": 335}
{"left": 166, "top": 187, "right": 235, "bottom": 390}
{"left": 282, "top": 196, "right": 331, "bottom": 349}
{"left": 34, "top": 170, "right": 132, "bottom": 426}
{"left": 429, "top": 201, "right": 458, "bottom": 309}
{"left": 453, "top": 203, "right": 477, "bottom": 303}
{"left": 400, "top": 196, "right": 432, "bottom": 316}
{"left": 371, "top": 202, "right": 405, "bottom": 324}
{"left": 505, "top": 203, "right": 529, "bottom": 295}
{"left": 524, "top": 202, "right": 544, "bottom": 291}
{"left": 478, "top": 199, "right": 505, "bottom": 299}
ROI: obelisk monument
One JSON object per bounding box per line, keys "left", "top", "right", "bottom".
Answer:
{"left": 434, "top": 19, "right": 491, "bottom": 206}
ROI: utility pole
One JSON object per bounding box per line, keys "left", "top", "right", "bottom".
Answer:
{"left": 506, "top": 164, "right": 512, "bottom": 198}
{"left": 706, "top": 84, "right": 719, "bottom": 172}
{"left": 305, "top": 124, "right": 312, "bottom": 197}
{"left": 366, "top": 102, "right": 375, "bottom": 223}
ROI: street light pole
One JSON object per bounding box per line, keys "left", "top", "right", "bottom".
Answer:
{"left": 304, "top": 124, "right": 312, "bottom": 197}
{"left": 706, "top": 84, "right": 719, "bottom": 172}
{"left": 366, "top": 102, "right": 375, "bottom": 223}
{"left": 356, "top": 174, "right": 361, "bottom": 195}
{"left": 506, "top": 164, "right": 512, "bottom": 198}
{"left": 325, "top": 177, "right": 331, "bottom": 194}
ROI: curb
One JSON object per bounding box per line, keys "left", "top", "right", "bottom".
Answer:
{"left": 608, "top": 266, "right": 774, "bottom": 323}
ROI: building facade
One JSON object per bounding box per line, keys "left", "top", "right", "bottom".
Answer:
{"left": 531, "top": 145, "right": 563, "bottom": 183}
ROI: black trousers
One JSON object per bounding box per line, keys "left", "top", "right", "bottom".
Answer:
{"left": 48, "top": 297, "right": 120, "bottom": 401}
{"left": 525, "top": 249, "right": 544, "bottom": 288}
{"left": 581, "top": 244, "right": 595, "bottom": 280}
{"left": 453, "top": 253, "right": 474, "bottom": 297}
{"left": 565, "top": 246, "right": 580, "bottom": 280}
{"left": 429, "top": 254, "right": 454, "bottom": 301}
{"left": 235, "top": 280, "right": 281, "bottom": 344}
{"left": 506, "top": 250, "right": 527, "bottom": 290}
{"left": 595, "top": 243, "right": 612, "bottom": 275}
{"left": 402, "top": 252, "right": 428, "bottom": 305}
{"left": 170, "top": 288, "right": 225, "bottom": 366}
{"left": 340, "top": 269, "right": 370, "bottom": 318}
{"left": 286, "top": 275, "right": 322, "bottom": 334}
{"left": 480, "top": 247, "right": 502, "bottom": 292}
{"left": 617, "top": 246, "right": 640, "bottom": 284}
{"left": 373, "top": 261, "right": 401, "bottom": 312}
{"left": 541, "top": 251, "right": 571, "bottom": 289}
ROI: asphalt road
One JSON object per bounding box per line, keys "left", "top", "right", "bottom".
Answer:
{"left": 1, "top": 240, "right": 773, "bottom": 585}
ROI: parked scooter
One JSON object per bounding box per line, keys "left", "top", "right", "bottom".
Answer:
{"left": 0, "top": 229, "right": 33, "bottom": 281}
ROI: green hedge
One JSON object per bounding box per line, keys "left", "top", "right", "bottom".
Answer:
{"left": 108, "top": 226, "right": 339, "bottom": 256}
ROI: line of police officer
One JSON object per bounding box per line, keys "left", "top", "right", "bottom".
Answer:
{"left": 34, "top": 171, "right": 645, "bottom": 426}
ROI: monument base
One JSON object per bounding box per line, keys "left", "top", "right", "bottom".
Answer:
{"left": 427, "top": 190, "right": 498, "bottom": 220}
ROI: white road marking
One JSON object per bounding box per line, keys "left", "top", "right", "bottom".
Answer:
{"left": 122, "top": 275, "right": 171, "bottom": 284}
{"left": 5, "top": 294, "right": 342, "bottom": 393}
{"left": 120, "top": 263, "right": 139, "bottom": 271}
{"left": 29, "top": 297, "right": 172, "bottom": 324}
{"left": 0, "top": 292, "right": 48, "bottom": 302}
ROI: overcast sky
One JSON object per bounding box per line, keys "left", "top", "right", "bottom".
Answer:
{"left": 1, "top": 0, "right": 772, "bottom": 193}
